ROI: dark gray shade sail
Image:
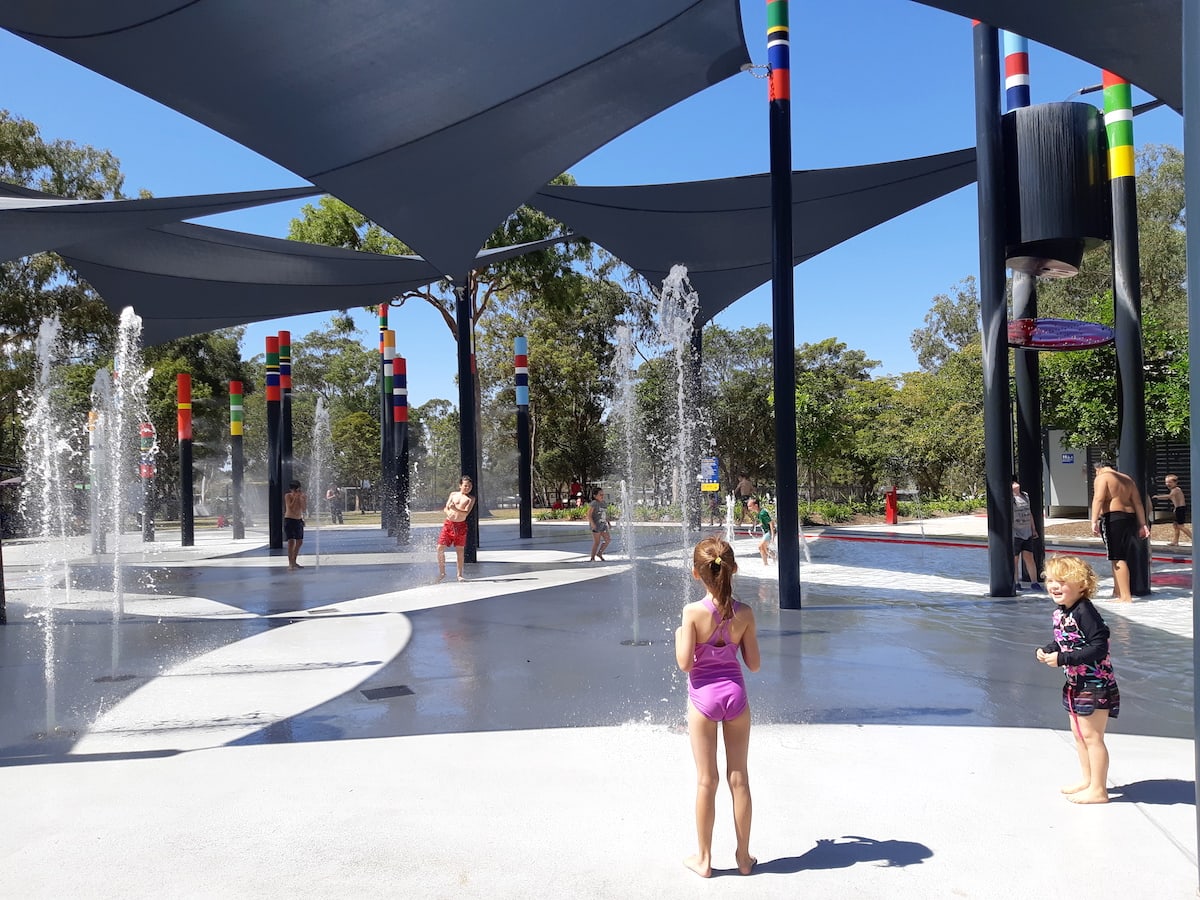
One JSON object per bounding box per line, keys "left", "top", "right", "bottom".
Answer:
{"left": 0, "top": 182, "right": 320, "bottom": 262}
{"left": 0, "top": 1, "right": 750, "bottom": 277}
{"left": 54, "top": 223, "right": 573, "bottom": 345}
{"left": 530, "top": 149, "right": 977, "bottom": 322}
{"left": 915, "top": 0, "right": 1182, "bottom": 113}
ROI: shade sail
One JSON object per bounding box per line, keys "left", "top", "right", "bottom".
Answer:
{"left": 530, "top": 148, "right": 977, "bottom": 322}
{"left": 55, "top": 223, "right": 574, "bottom": 345}
{"left": 0, "top": 0, "right": 750, "bottom": 277}
{"left": 915, "top": 0, "right": 1181, "bottom": 113}
{"left": 0, "top": 182, "right": 320, "bottom": 262}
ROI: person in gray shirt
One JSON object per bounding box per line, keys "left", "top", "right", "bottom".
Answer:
{"left": 1012, "top": 478, "right": 1041, "bottom": 592}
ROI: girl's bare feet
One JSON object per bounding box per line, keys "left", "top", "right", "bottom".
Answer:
{"left": 683, "top": 854, "right": 711, "bottom": 878}
{"left": 1060, "top": 781, "right": 1090, "bottom": 794}
{"left": 435, "top": 571, "right": 445, "bottom": 583}
{"left": 457, "top": 574, "right": 466, "bottom": 582}
{"left": 1067, "top": 790, "right": 1109, "bottom": 804}
{"left": 736, "top": 851, "right": 757, "bottom": 875}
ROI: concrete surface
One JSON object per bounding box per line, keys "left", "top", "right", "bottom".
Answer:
{"left": 0, "top": 516, "right": 1194, "bottom": 899}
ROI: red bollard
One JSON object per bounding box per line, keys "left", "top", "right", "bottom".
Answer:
{"left": 885, "top": 487, "right": 899, "bottom": 525}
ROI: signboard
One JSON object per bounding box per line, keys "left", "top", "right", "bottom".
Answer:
{"left": 1062, "top": 452, "right": 1075, "bottom": 464}
{"left": 699, "top": 456, "right": 720, "bottom": 492}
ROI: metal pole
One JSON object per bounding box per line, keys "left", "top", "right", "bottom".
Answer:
{"left": 767, "top": 0, "right": 800, "bottom": 609}
{"left": 177, "top": 373, "right": 194, "bottom": 546}
{"left": 1181, "top": 0, "right": 1200, "bottom": 869}
{"left": 1013, "top": 274, "right": 1045, "bottom": 578}
{"left": 1104, "top": 71, "right": 1151, "bottom": 595}
{"left": 139, "top": 420, "right": 156, "bottom": 542}
{"left": 1004, "top": 33, "right": 1046, "bottom": 580}
{"left": 454, "top": 279, "right": 479, "bottom": 563}
{"left": 973, "top": 21, "right": 1016, "bottom": 596}
{"left": 229, "top": 380, "right": 245, "bottom": 540}
{"left": 515, "top": 337, "right": 533, "bottom": 539}
{"left": 379, "top": 305, "right": 392, "bottom": 527}
{"left": 383, "top": 329, "right": 397, "bottom": 534}
{"left": 278, "top": 331, "right": 294, "bottom": 495}
{"left": 266, "top": 336, "right": 283, "bottom": 550}
{"left": 393, "top": 349, "right": 410, "bottom": 544}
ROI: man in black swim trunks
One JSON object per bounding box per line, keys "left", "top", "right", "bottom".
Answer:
{"left": 1090, "top": 460, "right": 1150, "bottom": 603}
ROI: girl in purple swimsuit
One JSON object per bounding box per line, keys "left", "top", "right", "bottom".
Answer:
{"left": 674, "top": 536, "right": 761, "bottom": 878}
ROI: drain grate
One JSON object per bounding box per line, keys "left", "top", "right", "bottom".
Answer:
{"left": 361, "top": 685, "right": 414, "bottom": 701}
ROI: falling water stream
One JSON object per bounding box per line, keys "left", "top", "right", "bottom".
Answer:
{"left": 310, "top": 396, "right": 334, "bottom": 571}
{"left": 22, "top": 317, "right": 72, "bottom": 733}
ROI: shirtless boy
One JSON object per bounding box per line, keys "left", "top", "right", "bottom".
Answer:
{"left": 1152, "top": 474, "right": 1192, "bottom": 546}
{"left": 284, "top": 480, "right": 307, "bottom": 571}
{"left": 1090, "top": 460, "right": 1150, "bottom": 602}
{"left": 437, "top": 475, "right": 476, "bottom": 582}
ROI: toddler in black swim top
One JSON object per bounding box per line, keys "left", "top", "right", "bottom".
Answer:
{"left": 1034, "top": 556, "right": 1117, "bottom": 805}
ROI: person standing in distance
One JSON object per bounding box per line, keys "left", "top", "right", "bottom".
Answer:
{"left": 284, "top": 480, "right": 307, "bottom": 571}
{"left": 1011, "top": 478, "right": 1041, "bottom": 592}
{"left": 436, "top": 475, "right": 475, "bottom": 582}
{"left": 1090, "top": 460, "right": 1150, "bottom": 603}
{"left": 1152, "top": 474, "right": 1191, "bottom": 546}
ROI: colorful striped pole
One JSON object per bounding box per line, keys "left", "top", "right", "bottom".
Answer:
{"left": 278, "top": 330, "right": 294, "bottom": 493}
{"left": 1004, "top": 30, "right": 1045, "bottom": 582}
{"left": 393, "top": 351, "right": 410, "bottom": 543}
{"left": 266, "top": 335, "right": 283, "bottom": 550}
{"left": 1104, "top": 69, "right": 1150, "bottom": 595}
{"left": 382, "top": 328, "right": 397, "bottom": 533}
{"left": 1002, "top": 31, "right": 1030, "bottom": 110}
{"left": 229, "top": 380, "right": 245, "bottom": 540}
{"left": 973, "top": 19, "right": 1016, "bottom": 595}
{"left": 514, "top": 337, "right": 532, "bottom": 539}
{"left": 177, "top": 373, "right": 194, "bottom": 546}
{"left": 767, "top": 0, "right": 799, "bottom": 609}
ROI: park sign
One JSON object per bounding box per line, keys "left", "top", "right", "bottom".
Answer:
{"left": 700, "top": 457, "right": 720, "bottom": 492}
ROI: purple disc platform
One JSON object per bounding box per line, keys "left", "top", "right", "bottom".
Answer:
{"left": 1007, "top": 317, "right": 1114, "bottom": 351}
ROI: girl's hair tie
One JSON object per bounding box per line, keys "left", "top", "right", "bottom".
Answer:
{"left": 711, "top": 557, "right": 721, "bottom": 568}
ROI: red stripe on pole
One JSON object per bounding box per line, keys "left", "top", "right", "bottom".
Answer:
{"left": 177, "top": 373, "right": 193, "bottom": 441}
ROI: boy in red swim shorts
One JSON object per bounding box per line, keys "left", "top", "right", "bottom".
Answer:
{"left": 436, "top": 475, "right": 475, "bottom": 582}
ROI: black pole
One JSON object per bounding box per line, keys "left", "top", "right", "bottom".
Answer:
{"left": 383, "top": 332, "right": 397, "bottom": 535}
{"left": 454, "top": 279, "right": 479, "bottom": 563}
{"left": 1182, "top": 0, "right": 1200, "bottom": 874}
{"left": 0, "top": 529, "right": 7, "bottom": 624}
{"left": 973, "top": 22, "right": 1016, "bottom": 596}
{"left": 1012, "top": 272, "right": 1045, "bottom": 578}
{"left": 139, "top": 420, "right": 156, "bottom": 542}
{"left": 279, "top": 331, "right": 294, "bottom": 499}
{"left": 766, "top": 3, "right": 800, "bottom": 610}
{"left": 266, "top": 337, "right": 283, "bottom": 550}
{"left": 515, "top": 337, "right": 532, "bottom": 539}
{"left": 1109, "top": 136, "right": 1150, "bottom": 595}
{"left": 178, "top": 373, "right": 194, "bottom": 547}
{"left": 380, "top": 316, "right": 395, "bottom": 532}
{"left": 688, "top": 323, "right": 704, "bottom": 533}
{"left": 230, "top": 380, "right": 245, "bottom": 540}
{"left": 394, "top": 354, "right": 410, "bottom": 543}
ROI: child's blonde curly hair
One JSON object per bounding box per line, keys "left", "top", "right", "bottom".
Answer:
{"left": 1041, "top": 556, "right": 1098, "bottom": 599}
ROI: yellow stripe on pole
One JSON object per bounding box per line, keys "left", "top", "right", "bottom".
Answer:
{"left": 1108, "top": 144, "right": 1135, "bottom": 179}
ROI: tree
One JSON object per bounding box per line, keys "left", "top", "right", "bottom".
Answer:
{"left": 793, "top": 338, "right": 879, "bottom": 496}
{"left": 287, "top": 174, "right": 591, "bottom": 512}
{"left": 908, "top": 276, "right": 980, "bottom": 372}
{"left": 0, "top": 110, "right": 132, "bottom": 473}
{"left": 701, "top": 325, "right": 775, "bottom": 494}
{"left": 1037, "top": 145, "right": 1188, "bottom": 446}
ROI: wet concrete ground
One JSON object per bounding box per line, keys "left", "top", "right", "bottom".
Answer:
{"left": 0, "top": 519, "right": 1194, "bottom": 898}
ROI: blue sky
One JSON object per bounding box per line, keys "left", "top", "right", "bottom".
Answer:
{"left": 0, "top": 1, "right": 1184, "bottom": 408}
